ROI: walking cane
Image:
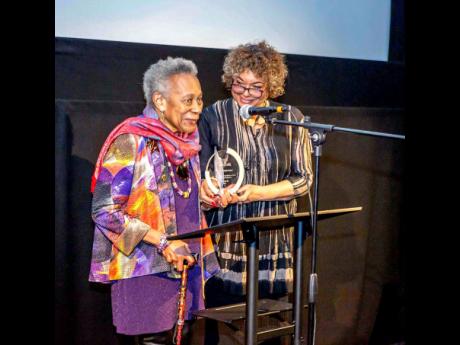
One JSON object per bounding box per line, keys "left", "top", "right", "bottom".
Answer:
{"left": 173, "top": 259, "right": 189, "bottom": 345}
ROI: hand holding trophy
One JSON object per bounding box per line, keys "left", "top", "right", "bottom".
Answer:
{"left": 202, "top": 147, "right": 244, "bottom": 207}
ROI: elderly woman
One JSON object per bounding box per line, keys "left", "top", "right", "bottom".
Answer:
{"left": 199, "top": 41, "right": 313, "bottom": 308}
{"left": 89, "top": 57, "right": 219, "bottom": 345}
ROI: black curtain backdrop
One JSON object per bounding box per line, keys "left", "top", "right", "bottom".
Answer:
{"left": 55, "top": 37, "right": 405, "bottom": 345}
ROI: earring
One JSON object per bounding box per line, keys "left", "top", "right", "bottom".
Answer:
{"left": 159, "top": 110, "right": 166, "bottom": 121}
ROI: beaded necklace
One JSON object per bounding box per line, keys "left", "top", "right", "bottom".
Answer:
{"left": 164, "top": 154, "right": 192, "bottom": 199}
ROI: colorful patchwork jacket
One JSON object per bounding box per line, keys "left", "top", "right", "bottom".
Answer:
{"left": 89, "top": 130, "right": 219, "bottom": 284}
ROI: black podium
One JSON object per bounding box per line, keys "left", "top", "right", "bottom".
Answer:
{"left": 167, "top": 207, "right": 362, "bottom": 344}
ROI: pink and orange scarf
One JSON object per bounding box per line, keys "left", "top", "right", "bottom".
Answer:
{"left": 91, "top": 116, "right": 201, "bottom": 192}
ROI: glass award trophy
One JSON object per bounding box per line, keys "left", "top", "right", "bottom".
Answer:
{"left": 204, "top": 147, "right": 244, "bottom": 195}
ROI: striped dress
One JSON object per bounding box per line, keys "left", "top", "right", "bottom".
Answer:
{"left": 198, "top": 98, "right": 313, "bottom": 295}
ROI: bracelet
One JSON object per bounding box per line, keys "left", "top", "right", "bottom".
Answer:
{"left": 157, "top": 234, "right": 170, "bottom": 253}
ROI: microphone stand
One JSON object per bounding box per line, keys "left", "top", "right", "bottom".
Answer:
{"left": 269, "top": 116, "right": 405, "bottom": 345}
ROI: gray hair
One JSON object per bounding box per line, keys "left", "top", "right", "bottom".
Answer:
{"left": 143, "top": 57, "right": 198, "bottom": 106}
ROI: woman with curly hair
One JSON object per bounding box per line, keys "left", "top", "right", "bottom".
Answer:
{"left": 198, "top": 41, "right": 313, "bottom": 343}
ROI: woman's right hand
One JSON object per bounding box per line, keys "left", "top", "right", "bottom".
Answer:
{"left": 161, "top": 240, "right": 195, "bottom": 272}
{"left": 143, "top": 231, "right": 195, "bottom": 271}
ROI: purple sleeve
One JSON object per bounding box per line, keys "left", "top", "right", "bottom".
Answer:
{"left": 91, "top": 134, "right": 151, "bottom": 256}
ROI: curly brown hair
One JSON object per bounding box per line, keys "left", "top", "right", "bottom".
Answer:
{"left": 222, "top": 41, "right": 288, "bottom": 99}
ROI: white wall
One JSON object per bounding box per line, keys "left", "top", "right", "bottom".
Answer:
{"left": 55, "top": 0, "right": 392, "bottom": 61}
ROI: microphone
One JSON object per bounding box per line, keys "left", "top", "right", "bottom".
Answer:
{"left": 239, "top": 104, "right": 287, "bottom": 120}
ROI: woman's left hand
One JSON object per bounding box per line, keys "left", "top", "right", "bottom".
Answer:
{"left": 200, "top": 180, "right": 239, "bottom": 208}
{"left": 236, "top": 184, "right": 265, "bottom": 203}
{"left": 199, "top": 178, "right": 219, "bottom": 207}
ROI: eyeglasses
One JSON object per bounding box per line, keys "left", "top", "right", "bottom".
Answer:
{"left": 231, "top": 83, "right": 264, "bottom": 98}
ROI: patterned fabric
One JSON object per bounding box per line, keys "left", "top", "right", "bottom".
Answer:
{"left": 198, "top": 98, "right": 313, "bottom": 295}
{"left": 110, "top": 166, "right": 204, "bottom": 335}
{"left": 89, "top": 114, "right": 219, "bottom": 285}
{"left": 90, "top": 116, "right": 201, "bottom": 192}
